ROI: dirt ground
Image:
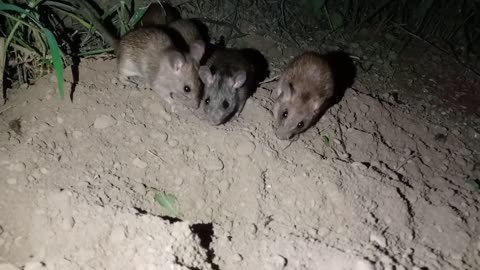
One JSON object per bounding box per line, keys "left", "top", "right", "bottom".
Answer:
{"left": 1, "top": 18, "right": 480, "bottom": 270}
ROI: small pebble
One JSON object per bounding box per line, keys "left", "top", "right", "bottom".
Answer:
{"left": 236, "top": 141, "right": 256, "bottom": 156}
{"left": 13, "top": 162, "right": 26, "bottom": 172}
{"left": 61, "top": 217, "right": 75, "bottom": 230}
{"left": 56, "top": 116, "right": 64, "bottom": 124}
{"left": 132, "top": 158, "right": 147, "bottom": 169}
{"left": 168, "top": 138, "right": 179, "bottom": 147}
{"left": 40, "top": 168, "right": 49, "bottom": 175}
{"left": 24, "top": 262, "right": 47, "bottom": 270}
{"left": 204, "top": 156, "right": 224, "bottom": 171}
{"left": 7, "top": 178, "right": 17, "bottom": 185}
{"left": 150, "top": 131, "right": 168, "bottom": 142}
{"left": 94, "top": 115, "right": 116, "bottom": 129}
{"left": 174, "top": 177, "right": 184, "bottom": 186}
{"left": 317, "top": 227, "right": 330, "bottom": 237}
{"left": 354, "top": 259, "right": 375, "bottom": 270}
{"left": 232, "top": 254, "right": 243, "bottom": 262}
{"left": 370, "top": 232, "right": 387, "bottom": 248}
{"left": 271, "top": 255, "right": 287, "bottom": 268}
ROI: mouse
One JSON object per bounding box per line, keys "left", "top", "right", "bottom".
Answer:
{"left": 78, "top": 2, "right": 205, "bottom": 111}
{"left": 136, "top": 2, "right": 180, "bottom": 27}
{"left": 198, "top": 48, "right": 255, "bottom": 125}
{"left": 272, "top": 52, "right": 334, "bottom": 140}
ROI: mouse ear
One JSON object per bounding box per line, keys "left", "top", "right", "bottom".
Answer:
{"left": 189, "top": 40, "right": 205, "bottom": 63}
{"left": 198, "top": 65, "right": 213, "bottom": 84}
{"left": 167, "top": 50, "right": 186, "bottom": 72}
{"left": 232, "top": 71, "right": 247, "bottom": 89}
{"left": 311, "top": 96, "right": 326, "bottom": 114}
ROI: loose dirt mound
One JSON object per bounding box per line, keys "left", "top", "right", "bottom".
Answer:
{"left": 1, "top": 52, "right": 479, "bottom": 269}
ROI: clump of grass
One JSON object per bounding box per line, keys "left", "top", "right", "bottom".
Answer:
{"left": 0, "top": 1, "right": 66, "bottom": 98}
{"left": 0, "top": 0, "right": 151, "bottom": 98}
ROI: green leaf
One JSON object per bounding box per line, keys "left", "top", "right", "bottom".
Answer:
{"left": 154, "top": 192, "right": 178, "bottom": 216}
{"left": 0, "top": 2, "right": 64, "bottom": 98}
{"left": 322, "top": 135, "right": 331, "bottom": 146}
{"left": 128, "top": 6, "right": 147, "bottom": 28}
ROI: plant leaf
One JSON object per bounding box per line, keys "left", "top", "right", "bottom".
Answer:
{"left": 0, "top": 2, "right": 64, "bottom": 98}
{"left": 128, "top": 6, "right": 147, "bottom": 28}
{"left": 154, "top": 192, "right": 178, "bottom": 216}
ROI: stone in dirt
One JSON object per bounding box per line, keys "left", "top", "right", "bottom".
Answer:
{"left": 93, "top": 115, "right": 116, "bottom": 129}
{"left": 132, "top": 158, "right": 147, "bottom": 169}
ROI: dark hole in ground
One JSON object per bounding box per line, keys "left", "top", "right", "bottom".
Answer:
{"left": 191, "top": 222, "right": 219, "bottom": 270}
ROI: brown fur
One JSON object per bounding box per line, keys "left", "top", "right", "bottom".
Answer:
{"left": 273, "top": 52, "right": 334, "bottom": 140}
{"left": 116, "top": 27, "right": 204, "bottom": 110}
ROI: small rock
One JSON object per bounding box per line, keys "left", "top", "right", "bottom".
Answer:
{"left": 236, "top": 141, "right": 256, "bottom": 156}
{"left": 56, "top": 116, "right": 64, "bottom": 124}
{"left": 132, "top": 158, "right": 147, "bottom": 169}
{"left": 13, "top": 162, "right": 26, "bottom": 172}
{"left": 24, "top": 262, "right": 47, "bottom": 270}
{"left": 168, "top": 138, "right": 179, "bottom": 147}
{"left": 271, "top": 255, "right": 287, "bottom": 268}
{"left": 110, "top": 226, "right": 126, "bottom": 243}
{"left": 354, "top": 259, "right": 375, "bottom": 270}
{"left": 370, "top": 232, "right": 387, "bottom": 248}
{"left": 204, "top": 156, "right": 224, "bottom": 171}
{"left": 351, "top": 162, "right": 367, "bottom": 170}
{"left": 150, "top": 131, "right": 168, "bottom": 142}
{"left": 232, "top": 254, "right": 243, "bottom": 262}
{"left": 40, "top": 168, "right": 49, "bottom": 175}
{"left": 61, "top": 217, "right": 75, "bottom": 230}
{"left": 7, "top": 178, "right": 17, "bottom": 185}
{"left": 27, "top": 175, "right": 36, "bottom": 182}
{"left": 248, "top": 224, "right": 257, "bottom": 235}
{"left": 174, "top": 177, "right": 184, "bottom": 186}
{"left": 94, "top": 115, "right": 116, "bottom": 129}
{"left": 317, "top": 227, "right": 330, "bottom": 237}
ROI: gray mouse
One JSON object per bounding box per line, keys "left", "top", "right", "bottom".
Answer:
{"left": 78, "top": 2, "right": 205, "bottom": 111}
{"left": 198, "top": 48, "right": 254, "bottom": 125}
{"left": 273, "top": 52, "right": 334, "bottom": 140}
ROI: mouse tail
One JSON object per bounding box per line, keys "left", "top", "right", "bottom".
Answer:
{"left": 77, "top": 1, "right": 118, "bottom": 50}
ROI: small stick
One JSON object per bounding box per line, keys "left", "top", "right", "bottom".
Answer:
{"left": 259, "top": 75, "right": 280, "bottom": 85}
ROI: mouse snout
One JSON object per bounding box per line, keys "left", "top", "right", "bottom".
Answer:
{"left": 274, "top": 128, "right": 294, "bottom": 141}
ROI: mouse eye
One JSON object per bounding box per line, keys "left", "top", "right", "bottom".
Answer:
{"left": 297, "top": 121, "right": 304, "bottom": 129}
{"left": 205, "top": 97, "right": 210, "bottom": 105}
{"left": 184, "top": 86, "right": 191, "bottom": 93}
{"left": 282, "top": 110, "right": 288, "bottom": 119}
{"left": 222, "top": 100, "right": 229, "bottom": 109}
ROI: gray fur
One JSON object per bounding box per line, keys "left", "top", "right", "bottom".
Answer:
{"left": 199, "top": 49, "right": 253, "bottom": 125}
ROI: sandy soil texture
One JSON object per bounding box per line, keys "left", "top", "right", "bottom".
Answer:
{"left": 0, "top": 37, "right": 479, "bottom": 269}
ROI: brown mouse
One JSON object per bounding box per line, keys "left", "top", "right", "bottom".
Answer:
{"left": 78, "top": 2, "right": 205, "bottom": 111}
{"left": 273, "top": 52, "right": 334, "bottom": 140}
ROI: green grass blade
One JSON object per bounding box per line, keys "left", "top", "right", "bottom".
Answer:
{"left": 45, "top": 30, "right": 64, "bottom": 98}
{"left": 78, "top": 47, "right": 114, "bottom": 56}
{"left": 128, "top": 6, "right": 147, "bottom": 28}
